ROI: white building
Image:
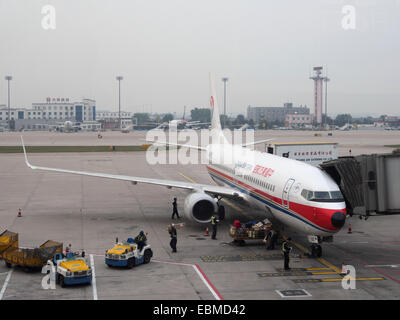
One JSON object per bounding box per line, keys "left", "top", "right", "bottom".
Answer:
{"left": 96, "top": 110, "right": 133, "bottom": 120}
{"left": 96, "top": 110, "right": 133, "bottom": 129}
{"left": 0, "top": 98, "right": 96, "bottom": 122}
{"left": 32, "top": 98, "right": 96, "bottom": 122}
{"left": 285, "top": 113, "right": 313, "bottom": 128}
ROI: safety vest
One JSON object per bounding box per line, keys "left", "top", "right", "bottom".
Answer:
{"left": 211, "top": 216, "right": 216, "bottom": 225}
{"left": 170, "top": 229, "right": 177, "bottom": 238}
{"left": 282, "top": 241, "right": 288, "bottom": 253}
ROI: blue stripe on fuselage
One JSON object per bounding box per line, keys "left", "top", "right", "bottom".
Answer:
{"left": 208, "top": 170, "right": 332, "bottom": 234}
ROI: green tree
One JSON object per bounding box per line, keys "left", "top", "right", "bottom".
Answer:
{"left": 322, "top": 114, "right": 334, "bottom": 125}
{"left": 234, "top": 114, "right": 246, "bottom": 125}
{"left": 190, "top": 108, "right": 211, "bottom": 123}
{"left": 133, "top": 113, "right": 150, "bottom": 124}
{"left": 162, "top": 113, "right": 174, "bottom": 123}
{"left": 220, "top": 115, "right": 230, "bottom": 128}
{"left": 334, "top": 114, "right": 353, "bottom": 127}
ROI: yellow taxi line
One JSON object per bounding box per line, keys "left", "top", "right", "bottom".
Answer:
{"left": 178, "top": 172, "right": 356, "bottom": 277}
{"left": 311, "top": 271, "right": 340, "bottom": 275}
{"left": 321, "top": 277, "right": 385, "bottom": 282}
{"left": 281, "top": 235, "right": 343, "bottom": 274}
{"left": 178, "top": 172, "right": 196, "bottom": 183}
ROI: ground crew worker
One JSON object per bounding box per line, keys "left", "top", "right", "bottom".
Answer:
{"left": 168, "top": 224, "right": 177, "bottom": 253}
{"left": 268, "top": 229, "right": 278, "bottom": 250}
{"left": 211, "top": 214, "right": 219, "bottom": 240}
{"left": 135, "top": 231, "right": 147, "bottom": 251}
{"left": 171, "top": 197, "right": 180, "bottom": 219}
{"left": 282, "top": 237, "right": 292, "bottom": 270}
{"left": 263, "top": 230, "right": 271, "bottom": 250}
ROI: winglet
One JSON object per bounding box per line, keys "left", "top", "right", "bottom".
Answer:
{"left": 21, "top": 136, "right": 34, "bottom": 169}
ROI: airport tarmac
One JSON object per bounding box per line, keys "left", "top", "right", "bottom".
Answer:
{"left": 0, "top": 131, "right": 400, "bottom": 300}
{"left": 1, "top": 128, "right": 399, "bottom": 156}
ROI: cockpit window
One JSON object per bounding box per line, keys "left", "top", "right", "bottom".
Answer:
{"left": 301, "top": 189, "right": 344, "bottom": 202}
{"left": 330, "top": 191, "right": 344, "bottom": 201}
{"left": 314, "top": 191, "right": 331, "bottom": 200}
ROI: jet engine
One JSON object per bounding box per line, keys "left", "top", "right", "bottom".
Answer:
{"left": 184, "top": 192, "right": 218, "bottom": 223}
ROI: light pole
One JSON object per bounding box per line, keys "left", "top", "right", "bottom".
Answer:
{"left": 324, "top": 77, "right": 329, "bottom": 129}
{"left": 5, "top": 76, "right": 12, "bottom": 131}
{"left": 222, "top": 77, "right": 228, "bottom": 129}
{"left": 116, "top": 76, "right": 123, "bottom": 129}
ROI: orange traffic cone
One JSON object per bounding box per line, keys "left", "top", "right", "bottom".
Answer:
{"left": 341, "top": 262, "right": 346, "bottom": 275}
{"left": 348, "top": 224, "right": 352, "bottom": 234}
{"left": 204, "top": 228, "right": 209, "bottom": 236}
{"left": 18, "top": 208, "right": 22, "bottom": 217}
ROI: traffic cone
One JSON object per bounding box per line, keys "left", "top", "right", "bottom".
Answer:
{"left": 17, "top": 208, "right": 22, "bottom": 217}
{"left": 341, "top": 262, "right": 346, "bottom": 275}
{"left": 348, "top": 224, "right": 352, "bottom": 234}
{"left": 204, "top": 228, "right": 209, "bottom": 236}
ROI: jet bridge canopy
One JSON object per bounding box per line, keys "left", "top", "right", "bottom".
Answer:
{"left": 320, "top": 150, "right": 400, "bottom": 216}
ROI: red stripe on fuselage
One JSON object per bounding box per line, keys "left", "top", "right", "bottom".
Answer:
{"left": 206, "top": 165, "right": 345, "bottom": 232}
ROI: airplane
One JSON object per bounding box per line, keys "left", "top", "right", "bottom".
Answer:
{"left": 156, "top": 106, "right": 210, "bottom": 131}
{"left": 21, "top": 74, "right": 346, "bottom": 258}
{"left": 121, "top": 124, "right": 134, "bottom": 133}
{"left": 49, "top": 121, "right": 81, "bottom": 132}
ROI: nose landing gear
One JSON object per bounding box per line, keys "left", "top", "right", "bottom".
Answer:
{"left": 310, "top": 244, "right": 322, "bottom": 258}
{"left": 307, "top": 235, "right": 323, "bottom": 258}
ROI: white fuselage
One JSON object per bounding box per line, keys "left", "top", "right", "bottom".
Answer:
{"left": 205, "top": 143, "right": 346, "bottom": 237}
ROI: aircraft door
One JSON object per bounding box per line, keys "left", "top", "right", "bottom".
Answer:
{"left": 282, "top": 178, "right": 295, "bottom": 208}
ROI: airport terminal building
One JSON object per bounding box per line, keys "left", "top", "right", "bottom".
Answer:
{"left": 0, "top": 98, "right": 96, "bottom": 130}
{"left": 247, "top": 103, "right": 310, "bottom": 124}
{"left": 32, "top": 98, "right": 96, "bottom": 122}
{"left": 0, "top": 98, "right": 96, "bottom": 122}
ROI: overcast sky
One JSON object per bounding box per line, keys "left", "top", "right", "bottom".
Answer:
{"left": 0, "top": 0, "right": 399, "bottom": 117}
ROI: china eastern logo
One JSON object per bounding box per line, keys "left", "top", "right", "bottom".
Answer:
{"left": 253, "top": 165, "right": 274, "bottom": 178}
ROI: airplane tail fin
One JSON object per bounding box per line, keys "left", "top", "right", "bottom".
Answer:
{"left": 209, "top": 73, "right": 222, "bottom": 133}
{"left": 209, "top": 73, "right": 231, "bottom": 147}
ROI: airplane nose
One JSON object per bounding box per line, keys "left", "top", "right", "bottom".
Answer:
{"left": 331, "top": 212, "right": 346, "bottom": 228}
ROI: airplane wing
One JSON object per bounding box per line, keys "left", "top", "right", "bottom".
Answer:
{"left": 242, "top": 138, "right": 274, "bottom": 147}
{"left": 186, "top": 122, "right": 210, "bottom": 126}
{"left": 21, "top": 137, "right": 243, "bottom": 200}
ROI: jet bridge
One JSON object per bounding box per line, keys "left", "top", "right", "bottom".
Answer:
{"left": 320, "top": 150, "right": 400, "bottom": 217}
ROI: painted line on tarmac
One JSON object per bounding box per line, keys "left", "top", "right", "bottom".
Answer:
{"left": 293, "top": 277, "right": 385, "bottom": 284}
{"left": 90, "top": 254, "right": 98, "bottom": 300}
{"left": 0, "top": 270, "right": 13, "bottom": 300}
{"left": 178, "top": 172, "right": 197, "bottom": 183}
{"left": 330, "top": 244, "right": 400, "bottom": 286}
{"left": 86, "top": 253, "right": 223, "bottom": 300}
{"left": 282, "top": 234, "right": 343, "bottom": 274}
{"left": 366, "top": 264, "right": 400, "bottom": 268}
{"left": 153, "top": 258, "right": 223, "bottom": 300}
{"left": 179, "top": 172, "right": 346, "bottom": 277}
